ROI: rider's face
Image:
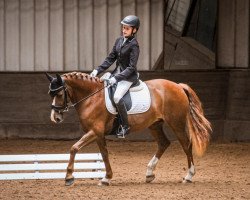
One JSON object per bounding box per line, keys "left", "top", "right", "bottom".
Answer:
{"left": 122, "top": 25, "right": 136, "bottom": 37}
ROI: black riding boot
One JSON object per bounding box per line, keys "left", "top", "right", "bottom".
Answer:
{"left": 116, "top": 100, "right": 130, "bottom": 138}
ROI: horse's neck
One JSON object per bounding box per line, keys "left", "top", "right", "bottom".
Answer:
{"left": 65, "top": 78, "right": 102, "bottom": 102}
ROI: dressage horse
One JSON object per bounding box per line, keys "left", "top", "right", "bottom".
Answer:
{"left": 46, "top": 72, "right": 212, "bottom": 186}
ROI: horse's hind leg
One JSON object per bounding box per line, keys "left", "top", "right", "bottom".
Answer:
{"left": 179, "top": 137, "right": 195, "bottom": 183}
{"left": 146, "top": 121, "right": 170, "bottom": 183}
{"left": 174, "top": 128, "right": 195, "bottom": 183}
{"left": 165, "top": 106, "right": 195, "bottom": 183}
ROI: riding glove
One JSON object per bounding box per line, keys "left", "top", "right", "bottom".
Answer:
{"left": 108, "top": 77, "right": 117, "bottom": 85}
{"left": 90, "top": 69, "right": 98, "bottom": 77}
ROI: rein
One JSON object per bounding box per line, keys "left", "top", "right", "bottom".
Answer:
{"left": 68, "top": 85, "right": 108, "bottom": 109}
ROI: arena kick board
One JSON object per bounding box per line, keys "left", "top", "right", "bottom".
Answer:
{"left": 0, "top": 153, "right": 105, "bottom": 180}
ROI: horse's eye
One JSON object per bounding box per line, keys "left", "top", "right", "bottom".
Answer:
{"left": 57, "top": 91, "right": 63, "bottom": 97}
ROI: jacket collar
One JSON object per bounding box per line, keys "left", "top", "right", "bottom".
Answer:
{"left": 121, "top": 36, "right": 134, "bottom": 47}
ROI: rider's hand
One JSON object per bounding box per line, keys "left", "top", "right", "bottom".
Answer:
{"left": 90, "top": 69, "right": 98, "bottom": 77}
{"left": 108, "top": 77, "right": 117, "bottom": 85}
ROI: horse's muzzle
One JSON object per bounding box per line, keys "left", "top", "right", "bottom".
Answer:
{"left": 50, "top": 109, "right": 64, "bottom": 123}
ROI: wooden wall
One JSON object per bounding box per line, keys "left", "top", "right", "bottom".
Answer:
{"left": 0, "top": 0, "right": 163, "bottom": 72}
{"left": 217, "top": 0, "right": 250, "bottom": 68}
{"left": 0, "top": 71, "right": 249, "bottom": 142}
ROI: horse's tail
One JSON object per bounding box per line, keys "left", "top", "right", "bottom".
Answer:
{"left": 179, "top": 83, "right": 212, "bottom": 157}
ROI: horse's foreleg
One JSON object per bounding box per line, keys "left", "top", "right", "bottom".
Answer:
{"left": 65, "top": 130, "right": 97, "bottom": 186}
{"left": 96, "top": 137, "right": 112, "bottom": 186}
{"left": 146, "top": 122, "right": 170, "bottom": 183}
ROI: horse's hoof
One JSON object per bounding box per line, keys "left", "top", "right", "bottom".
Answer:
{"left": 98, "top": 180, "right": 110, "bottom": 186}
{"left": 146, "top": 174, "right": 155, "bottom": 183}
{"left": 182, "top": 178, "right": 192, "bottom": 184}
{"left": 65, "top": 177, "right": 75, "bottom": 186}
{"left": 98, "top": 177, "right": 111, "bottom": 186}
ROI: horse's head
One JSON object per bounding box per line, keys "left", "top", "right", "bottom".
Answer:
{"left": 46, "top": 73, "right": 69, "bottom": 123}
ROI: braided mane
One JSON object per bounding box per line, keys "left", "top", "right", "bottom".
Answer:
{"left": 62, "top": 72, "right": 103, "bottom": 84}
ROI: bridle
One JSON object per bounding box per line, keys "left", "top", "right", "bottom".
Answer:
{"left": 49, "top": 82, "right": 108, "bottom": 114}
{"left": 49, "top": 83, "right": 70, "bottom": 114}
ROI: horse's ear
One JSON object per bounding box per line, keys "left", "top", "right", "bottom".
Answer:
{"left": 45, "top": 72, "right": 53, "bottom": 82}
{"left": 56, "top": 74, "right": 63, "bottom": 85}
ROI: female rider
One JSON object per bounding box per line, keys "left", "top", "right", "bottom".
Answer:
{"left": 90, "top": 15, "right": 140, "bottom": 138}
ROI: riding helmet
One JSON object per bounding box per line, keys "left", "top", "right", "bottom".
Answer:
{"left": 121, "top": 15, "right": 140, "bottom": 30}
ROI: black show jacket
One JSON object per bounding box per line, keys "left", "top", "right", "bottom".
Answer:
{"left": 96, "top": 36, "right": 140, "bottom": 83}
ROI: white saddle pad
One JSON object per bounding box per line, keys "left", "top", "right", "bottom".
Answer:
{"left": 101, "top": 74, "right": 151, "bottom": 115}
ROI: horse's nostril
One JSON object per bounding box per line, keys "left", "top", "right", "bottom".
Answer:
{"left": 56, "top": 117, "right": 61, "bottom": 123}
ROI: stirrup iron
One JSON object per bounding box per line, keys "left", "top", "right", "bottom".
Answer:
{"left": 116, "top": 125, "right": 130, "bottom": 139}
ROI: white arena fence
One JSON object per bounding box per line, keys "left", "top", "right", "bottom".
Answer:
{"left": 0, "top": 153, "right": 105, "bottom": 180}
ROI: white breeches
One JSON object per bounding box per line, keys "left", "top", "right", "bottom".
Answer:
{"left": 113, "top": 80, "right": 133, "bottom": 104}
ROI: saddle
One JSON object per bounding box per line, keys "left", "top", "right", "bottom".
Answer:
{"left": 108, "top": 79, "right": 141, "bottom": 111}
{"left": 100, "top": 73, "right": 151, "bottom": 135}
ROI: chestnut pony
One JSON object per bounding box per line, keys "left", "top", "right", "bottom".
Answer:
{"left": 46, "top": 72, "right": 212, "bottom": 186}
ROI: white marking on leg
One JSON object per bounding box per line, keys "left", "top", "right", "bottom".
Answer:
{"left": 146, "top": 155, "right": 159, "bottom": 177}
{"left": 183, "top": 162, "right": 195, "bottom": 183}
{"left": 98, "top": 177, "right": 111, "bottom": 186}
